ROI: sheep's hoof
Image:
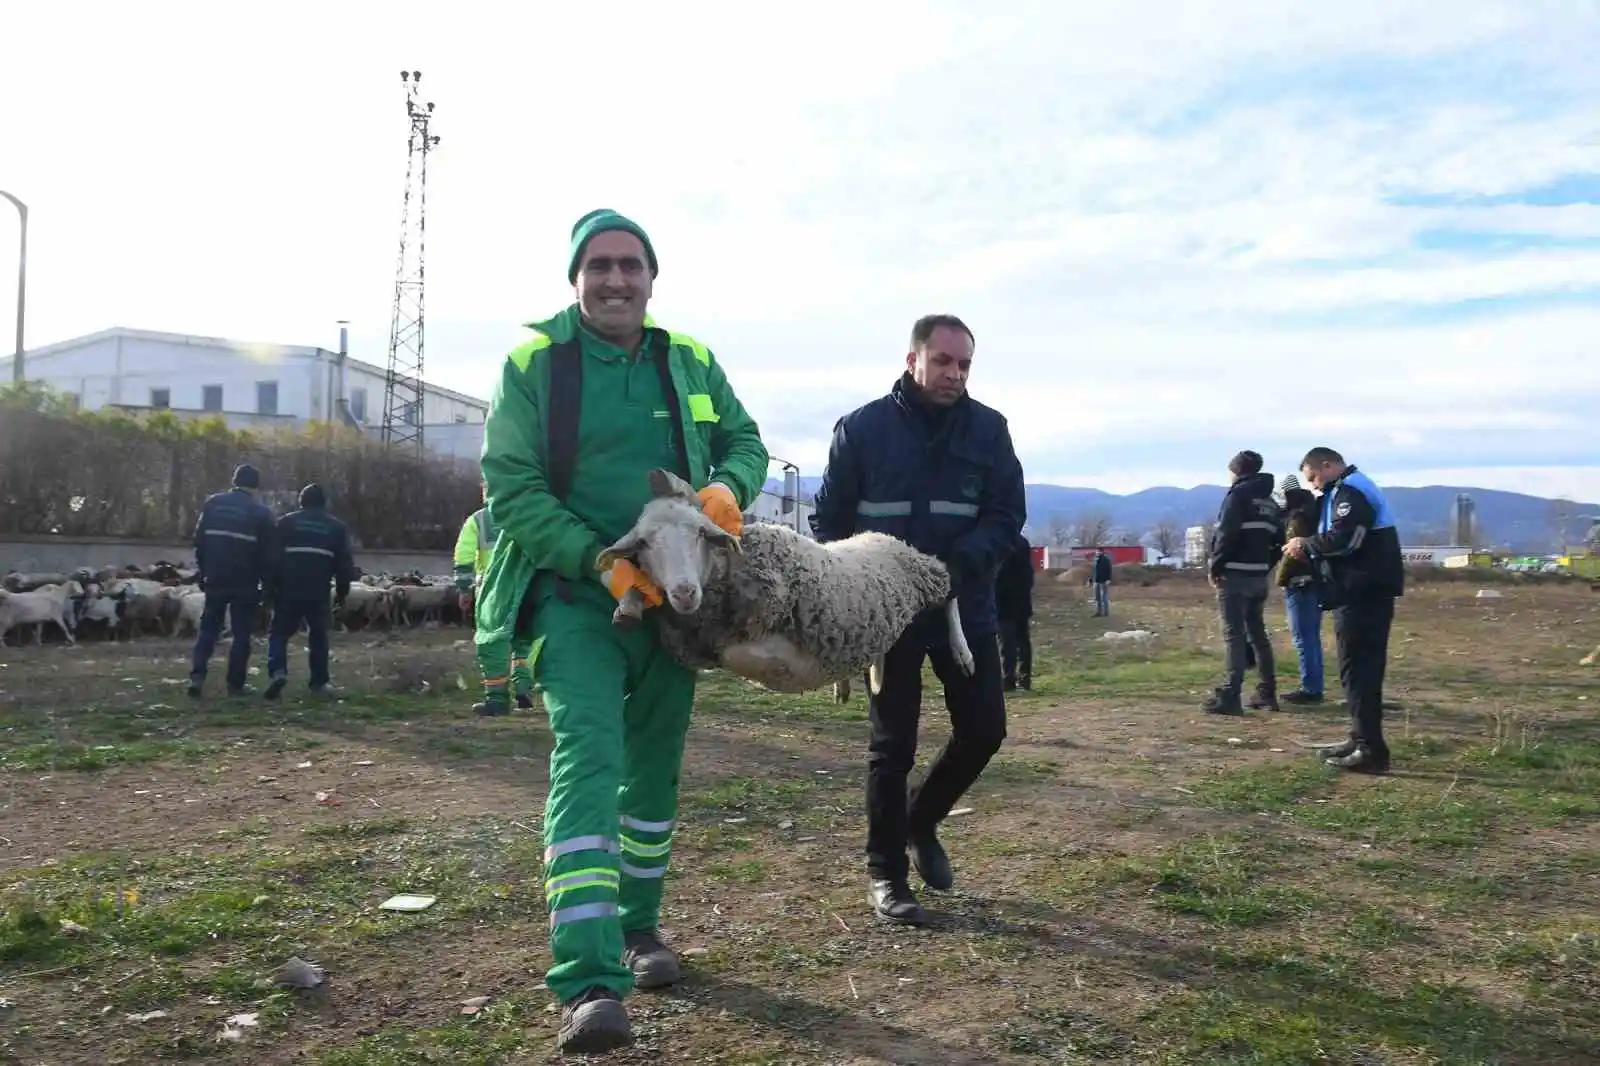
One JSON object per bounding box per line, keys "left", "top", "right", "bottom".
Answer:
{"left": 832, "top": 679, "right": 851, "bottom": 704}
{"left": 611, "top": 608, "right": 643, "bottom": 630}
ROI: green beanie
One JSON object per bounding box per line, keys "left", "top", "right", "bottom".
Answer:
{"left": 567, "top": 208, "right": 659, "bottom": 284}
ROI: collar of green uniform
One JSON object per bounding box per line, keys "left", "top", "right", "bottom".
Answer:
{"left": 524, "top": 303, "right": 669, "bottom": 359}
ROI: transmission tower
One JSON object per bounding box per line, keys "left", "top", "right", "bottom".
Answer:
{"left": 381, "top": 69, "right": 441, "bottom": 456}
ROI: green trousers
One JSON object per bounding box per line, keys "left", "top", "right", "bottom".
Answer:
{"left": 475, "top": 632, "right": 533, "bottom": 701}
{"left": 529, "top": 577, "right": 696, "bottom": 1003}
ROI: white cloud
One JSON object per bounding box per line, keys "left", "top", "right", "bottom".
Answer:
{"left": 2, "top": 0, "right": 1598, "bottom": 503}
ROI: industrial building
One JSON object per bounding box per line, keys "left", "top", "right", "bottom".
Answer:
{"left": 0, "top": 326, "right": 488, "bottom": 463}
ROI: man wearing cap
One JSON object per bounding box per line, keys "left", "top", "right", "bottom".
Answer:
{"left": 188, "top": 463, "right": 277, "bottom": 698}
{"left": 475, "top": 209, "right": 768, "bottom": 1052}
{"left": 264, "top": 482, "right": 355, "bottom": 699}
{"left": 454, "top": 480, "right": 534, "bottom": 715}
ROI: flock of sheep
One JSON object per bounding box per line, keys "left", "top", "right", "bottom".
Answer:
{"left": 0, "top": 564, "right": 472, "bottom": 648}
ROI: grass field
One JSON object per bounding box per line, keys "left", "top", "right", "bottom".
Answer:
{"left": 2, "top": 572, "right": 1597, "bottom": 1065}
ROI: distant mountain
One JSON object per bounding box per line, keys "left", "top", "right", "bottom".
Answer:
{"left": 762, "top": 477, "right": 1597, "bottom": 552}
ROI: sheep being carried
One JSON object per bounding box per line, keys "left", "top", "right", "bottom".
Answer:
{"left": 599, "top": 469, "right": 974, "bottom": 696}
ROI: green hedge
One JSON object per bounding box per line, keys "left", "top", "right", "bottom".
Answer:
{"left": 0, "top": 383, "right": 480, "bottom": 550}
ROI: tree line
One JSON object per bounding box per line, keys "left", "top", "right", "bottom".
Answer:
{"left": 0, "top": 383, "right": 481, "bottom": 551}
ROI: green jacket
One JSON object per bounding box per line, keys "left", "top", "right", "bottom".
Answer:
{"left": 474, "top": 304, "right": 769, "bottom": 646}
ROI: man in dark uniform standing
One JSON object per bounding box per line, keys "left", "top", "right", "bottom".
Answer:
{"left": 812, "top": 313, "right": 1027, "bottom": 926}
{"left": 264, "top": 483, "right": 355, "bottom": 699}
{"left": 1204, "top": 450, "right": 1284, "bottom": 715}
{"left": 1283, "top": 447, "right": 1405, "bottom": 773}
{"left": 188, "top": 464, "right": 277, "bottom": 698}
{"left": 995, "top": 531, "right": 1035, "bottom": 690}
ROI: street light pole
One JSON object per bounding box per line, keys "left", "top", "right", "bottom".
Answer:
{"left": 0, "top": 190, "right": 27, "bottom": 384}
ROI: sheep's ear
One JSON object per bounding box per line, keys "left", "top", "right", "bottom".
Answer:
{"left": 597, "top": 529, "right": 645, "bottom": 571}
{"left": 701, "top": 520, "right": 743, "bottom": 555}
{"left": 648, "top": 468, "right": 697, "bottom": 500}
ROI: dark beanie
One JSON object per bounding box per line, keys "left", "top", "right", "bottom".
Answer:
{"left": 232, "top": 464, "right": 260, "bottom": 489}
{"left": 299, "top": 483, "right": 327, "bottom": 509}
{"left": 567, "top": 209, "right": 658, "bottom": 284}
{"left": 1228, "top": 450, "right": 1264, "bottom": 477}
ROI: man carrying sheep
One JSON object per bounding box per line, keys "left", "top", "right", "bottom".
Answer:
{"left": 812, "top": 314, "right": 1027, "bottom": 927}
{"left": 475, "top": 208, "right": 768, "bottom": 1053}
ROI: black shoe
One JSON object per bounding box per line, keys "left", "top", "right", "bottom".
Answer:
{"left": 1282, "top": 689, "right": 1324, "bottom": 705}
{"left": 909, "top": 830, "right": 954, "bottom": 892}
{"left": 186, "top": 675, "right": 203, "bottom": 699}
{"left": 557, "top": 987, "right": 633, "bottom": 1053}
{"left": 473, "top": 696, "right": 511, "bottom": 717}
{"left": 1325, "top": 744, "right": 1390, "bottom": 774}
{"left": 623, "top": 928, "right": 682, "bottom": 989}
{"left": 1248, "top": 686, "right": 1280, "bottom": 712}
{"left": 515, "top": 690, "right": 534, "bottom": 710}
{"left": 227, "top": 684, "right": 254, "bottom": 698}
{"left": 1003, "top": 678, "right": 1017, "bottom": 692}
{"left": 263, "top": 675, "right": 287, "bottom": 701}
{"left": 1202, "top": 689, "right": 1245, "bottom": 716}
{"left": 1019, "top": 675, "right": 1032, "bottom": 691}
{"left": 868, "top": 879, "right": 927, "bottom": 925}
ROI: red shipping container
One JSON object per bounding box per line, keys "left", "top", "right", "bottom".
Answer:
{"left": 1064, "top": 545, "right": 1143, "bottom": 567}
{"left": 1029, "top": 546, "right": 1047, "bottom": 571}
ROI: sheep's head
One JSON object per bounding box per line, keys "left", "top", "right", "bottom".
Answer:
{"left": 596, "top": 468, "right": 742, "bottom": 615}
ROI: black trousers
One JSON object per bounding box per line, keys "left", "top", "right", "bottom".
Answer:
{"left": 1217, "top": 583, "right": 1275, "bottom": 696}
{"left": 1333, "top": 594, "right": 1395, "bottom": 754}
{"left": 999, "top": 616, "right": 1032, "bottom": 685}
{"left": 865, "top": 625, "right": 1007, "bottom": 882}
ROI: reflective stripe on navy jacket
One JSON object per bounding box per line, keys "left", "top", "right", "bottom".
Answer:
{"left": 274, "top": 507, "right": 354, "bottom": 602}
{"left": 811, "top": 373, "right": 1027, "bottom": 638}
{"left": 193, "top": 488, "right": 276, "bottom": 594}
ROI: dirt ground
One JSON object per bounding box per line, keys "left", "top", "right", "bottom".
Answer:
{"left": 2, "top": 571, "right": 1597, "bottom": 1065}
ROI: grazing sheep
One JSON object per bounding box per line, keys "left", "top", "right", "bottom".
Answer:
{"left": 597, "top": 468, "right": 974, "bottom": 695}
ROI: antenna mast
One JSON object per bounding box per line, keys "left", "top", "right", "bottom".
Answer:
{"left": 381, "top": 69, "right": 441, "bottom": 456}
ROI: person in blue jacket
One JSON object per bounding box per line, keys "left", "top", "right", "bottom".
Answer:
{"left": 812, "top": 313, "right": 1027, "bottom": 926}
{"left": 187, "top": 463, "right": 277, "bottom": 697}
{"left": 264, "top": 482, "right": 355, "bottom": 699}
{"left": 1283, "top": 447, "right": 1405, "bottom": 774}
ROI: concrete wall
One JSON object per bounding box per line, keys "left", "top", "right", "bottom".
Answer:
{"left": 0, "top": 536, "right": 452, "bottom": 579}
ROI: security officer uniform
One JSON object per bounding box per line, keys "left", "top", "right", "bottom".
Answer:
{"left": 188, "top": 463, "right": 277, "bottom": 697}
{"left": 995, "top": 532, "right": 1035, "bottom": 690}
{"left": 264, "top": 483, "right": 354, "bottom": 698}
{"left": 1205, "top": 467, "right": 1284, "bottom": 714}
{"left": 812, "top": 370, "right": 1026, "bottom": 924}
{"left": 1304, "top": 465, "right": 1404, "bottom": 772}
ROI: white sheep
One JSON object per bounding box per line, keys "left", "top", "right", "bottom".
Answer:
{"left": 597, "top": 468, "right": 974, "bottom": 697}
{"left": 0, "top": 580, "right": 85, "bottom": 647}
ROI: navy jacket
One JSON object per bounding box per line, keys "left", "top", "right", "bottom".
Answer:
{"left": 1093, "top": 552, "right": 1113, "bottom": 584}
{"left": 1305, "top": 465, "right": 1405, "bottom": 604}
{"left": 1208, "top": 471, "right": 1285, "bottom": 582}
{"left": 271, "top": 506, "right": 355, "bottom": 604}
{"left": 193, "top": 487, "right": 277, "bottom": 595}
{"left": 812, "top": 373, "right": 1027, "bottom": 638}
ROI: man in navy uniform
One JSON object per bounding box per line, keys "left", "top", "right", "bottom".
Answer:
{"left": 812, "top": 313, "right": 1027, "bottom": 925}
{"left": 188, "top": 463, "right": 277, "bottom": 697}
{"left": 264, "top": 483, "right": 355, "bottom": 699}
{"left": 1283, "top": 447, "right": 1405, "bottom": 773}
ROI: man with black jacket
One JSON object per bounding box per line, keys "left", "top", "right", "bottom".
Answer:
{"left": 995, "top": 532, "right": 1035, "bottom": 690}
{"left": 264, "top": 483, "right": 355, "bottom": 699}
{"left": 1275, "top": 474, "right": 1324, "bottom": 704}
{"left": 188, "top": 464, "right": 277, "bottom": 698}
{"left": 1091, "top": 548, "right": 1113, "bottom": 615}
{"left": 812, "top": 313, "right": 1027, "bottom": 926}
{"left": 1284, "top": 447, "right": 1405, "bottom": 773}
{"left": 1205, "top": 450, "right": 1284, "bottom": 715}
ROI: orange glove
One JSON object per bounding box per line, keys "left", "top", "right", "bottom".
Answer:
{"left": 600, "top": 557, "right": 663, "bottom": 608}
{"left": 698, "top": 482, "right": 743, "bottom": 536}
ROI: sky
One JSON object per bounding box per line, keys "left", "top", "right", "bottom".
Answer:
{"left": 3, "top": 1, "right": 1599, "bottom": 502}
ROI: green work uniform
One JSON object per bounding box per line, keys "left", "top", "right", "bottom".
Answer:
{"left": 454, "top": 508, "right": 532, "bottom": 704}
{"left": 476, "top": 303, "right": 768, "bottom": 1004}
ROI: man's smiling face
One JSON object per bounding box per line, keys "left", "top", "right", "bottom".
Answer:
{"left": 576, "top": 229, "right": 652, "bottom": 341}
